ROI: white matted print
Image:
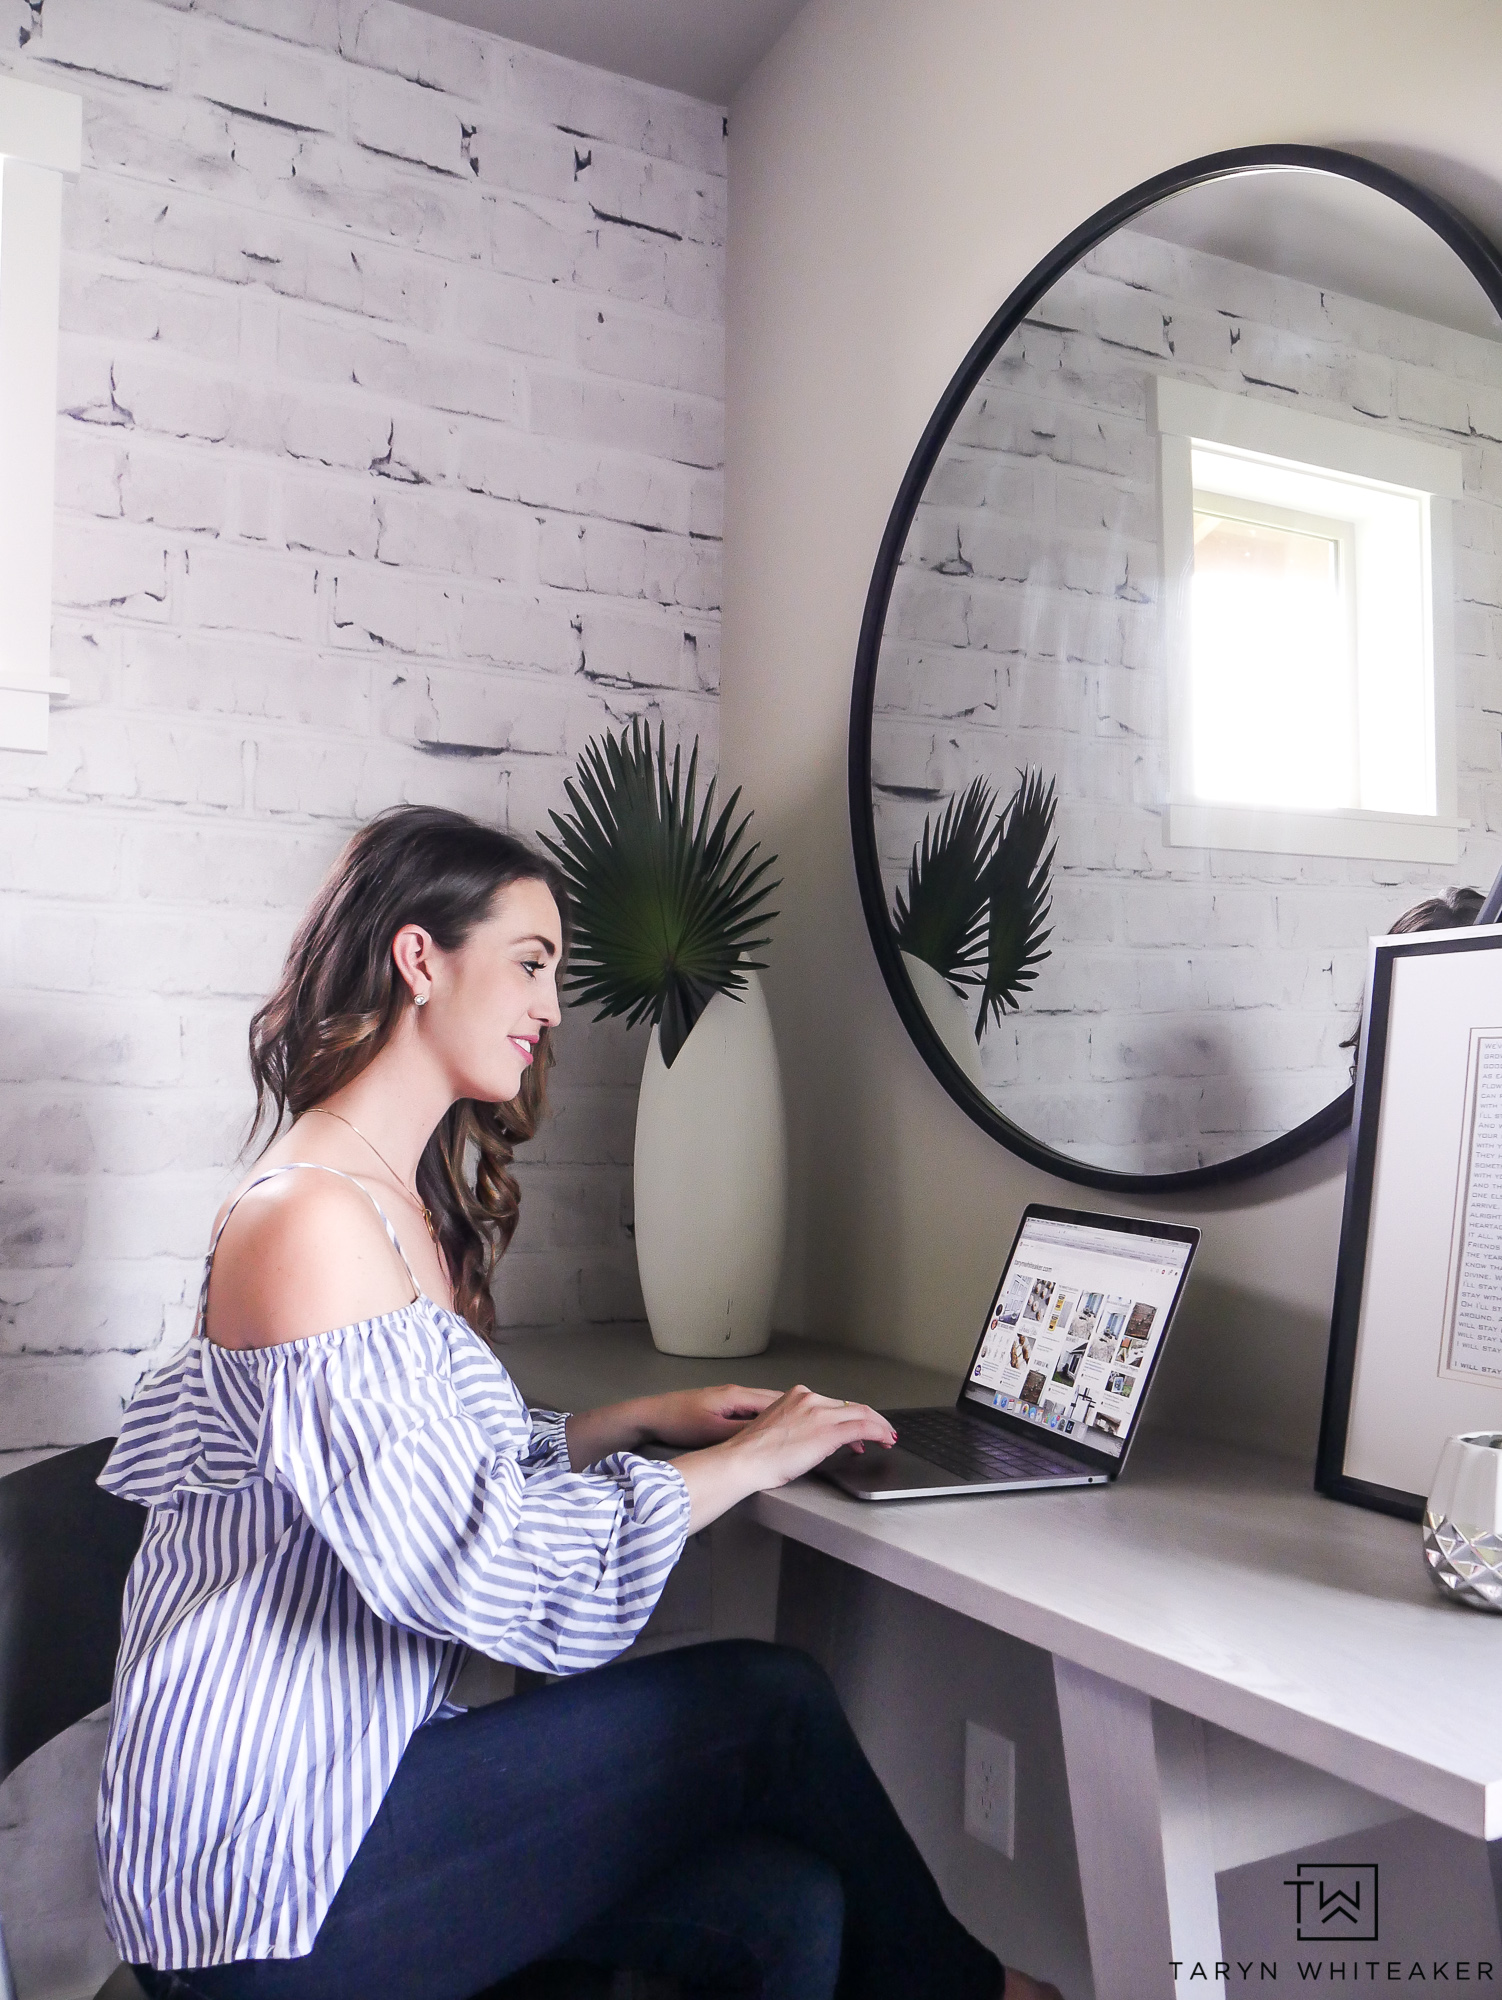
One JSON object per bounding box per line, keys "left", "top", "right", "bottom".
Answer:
{"left": 1322, "top": 928, "right": 1502, "bottom": 1512}
{"left": 1440, "top": 1027, "right": 1502, "bottom": 1382}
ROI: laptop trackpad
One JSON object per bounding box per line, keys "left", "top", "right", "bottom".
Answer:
{"left": 818, "top": 1443, "right": 968, "bottom": 1495}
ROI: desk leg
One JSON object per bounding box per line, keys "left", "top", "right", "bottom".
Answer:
{"left": 1054, "top": 1658, "right": 1224, "bottom": 2000}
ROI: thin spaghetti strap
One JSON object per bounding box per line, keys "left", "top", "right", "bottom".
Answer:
{"left": 195, "top": 1162, "right": 421, "bottom": 1338}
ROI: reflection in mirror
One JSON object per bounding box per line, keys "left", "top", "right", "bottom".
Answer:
{"left": 870, "top": 166, "right": 1502, "bottom": 1176}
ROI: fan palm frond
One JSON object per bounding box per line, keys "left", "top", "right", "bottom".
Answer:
{"left": 975, "top": 768, "right": 1057, "bottom": 1037}
{"left": 539, "top": 721, "right": 780, "bottom": 1068}
{"left": 891, "top": 777, "right": 999, "bottom": 996}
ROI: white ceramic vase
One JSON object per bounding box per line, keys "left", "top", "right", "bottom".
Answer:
{"left": 633, "top": 971, "right": 788, "bottom": 1358}
{"left": 901, "top": 951, "right": 985, "bottom": 1089}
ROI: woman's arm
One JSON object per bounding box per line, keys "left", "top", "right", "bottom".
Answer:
{"left": 565, "top": 1385, "right": 896, "bottom": 1522}
{"left": 262, "top": 1339, "right": 693, "bottom": 1676}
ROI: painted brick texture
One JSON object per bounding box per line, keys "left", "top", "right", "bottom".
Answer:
{"left": 0, "top": 0, "right": 726, "bottom": 1465}
{"left": 872, "top": 225, "right": 1502, "bottom": 1174}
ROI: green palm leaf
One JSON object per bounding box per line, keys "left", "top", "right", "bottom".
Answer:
{"left": 891, "top": 777, "right": 998, "bottom": 996}
{"left": 976, "top": 768, "right": 1057, "bottom": 1037}
{"left": 539, "top": 721, "right": 780, "bottom": 1068}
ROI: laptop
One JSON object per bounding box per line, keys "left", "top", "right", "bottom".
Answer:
{"left": 818, "top": 1204, "right": 1199, "bottom": 1501}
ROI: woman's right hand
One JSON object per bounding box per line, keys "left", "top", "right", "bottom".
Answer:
{"left": 727, "top": 1386, "right": 897, "bottom": 1488}
{"left": 672, "top": 1386, "right": 896, "bottom": 1531}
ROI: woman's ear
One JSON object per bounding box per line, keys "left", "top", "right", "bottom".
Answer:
{"left": 390, "top": 924, "right": 435, "bottom": 1004}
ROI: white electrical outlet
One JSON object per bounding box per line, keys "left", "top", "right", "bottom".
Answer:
{"left": 963, "top": 1720, "right": 1016, "bottom": 1858}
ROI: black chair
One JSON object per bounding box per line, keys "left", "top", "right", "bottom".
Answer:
{"left": 0, "top": 1437, "right": 147, "bottom": 2000}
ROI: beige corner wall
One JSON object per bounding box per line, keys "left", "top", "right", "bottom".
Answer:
{"left": 721, "top": 0, "right": 1502, "bottom": 1461}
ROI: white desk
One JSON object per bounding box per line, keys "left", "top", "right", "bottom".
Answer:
{"left": 502, "top": 1328, "right": 1502, "bottom": 2000}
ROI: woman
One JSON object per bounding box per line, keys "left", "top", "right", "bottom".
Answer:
{"left": 97, "top": 807, "right": 1062, "bottom": 2000}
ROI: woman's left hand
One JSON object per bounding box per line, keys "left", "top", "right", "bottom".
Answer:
{"left": 564, "top": 1385, "right": 781, "bottom": 1471}
{"left": 637, "top": 1384, "right": 782, "bottom": 1448}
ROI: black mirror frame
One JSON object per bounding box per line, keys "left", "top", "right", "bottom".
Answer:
{"left": 849, "top": 142, "right": 1502, "bottom": 1195}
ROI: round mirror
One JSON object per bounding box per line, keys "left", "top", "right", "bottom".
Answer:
{"left": 851, "top": 145, "right": 1502, "bottom": 1191}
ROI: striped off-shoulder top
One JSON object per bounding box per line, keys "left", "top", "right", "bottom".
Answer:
{"left": 94, "top": 1164, "right": 691, "bottom": 1969}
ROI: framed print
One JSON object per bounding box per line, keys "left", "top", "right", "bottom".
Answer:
{"left": 1317, "top": 926, "right": 1502, "bottom": 1518}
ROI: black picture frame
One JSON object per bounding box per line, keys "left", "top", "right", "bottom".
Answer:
{"left": 848, "top": 143, "right": 1502, "bottom": 1196}
{"left": 1315, "top": 927, "right": 1502, "bottom": 1519}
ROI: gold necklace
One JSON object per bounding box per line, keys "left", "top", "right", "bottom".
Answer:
{"left": 313, "top": 1108, "right": 439, "bottom": 1243}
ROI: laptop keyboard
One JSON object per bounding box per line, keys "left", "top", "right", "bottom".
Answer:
{"left": 886, "top": 1407, "right": 1084, "bottom": 1482}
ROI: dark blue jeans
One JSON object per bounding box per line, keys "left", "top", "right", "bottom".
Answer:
{"left": 133, "top": 1640, "right": 1002, "bottom": 2000}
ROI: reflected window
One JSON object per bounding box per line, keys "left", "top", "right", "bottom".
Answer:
{"left": 1190, "top": 494, "right": 1353, "bottom": 812}
{"left": 1153, "top": 378, "right": 1463, "bottom": 863}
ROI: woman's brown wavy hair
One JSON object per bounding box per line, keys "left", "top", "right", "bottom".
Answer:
{"left": 247, "top": 806, "right": 568, "bottom": 1347}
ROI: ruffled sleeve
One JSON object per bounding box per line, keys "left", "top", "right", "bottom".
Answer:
{"left": 522, "top": 1406, "right": 572, "bottom": 1469}
{"left": 254, "top": 1330, "right": 689, "bottom": 1676}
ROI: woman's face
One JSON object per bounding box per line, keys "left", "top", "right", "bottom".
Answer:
{"left": 421, "top": 878, "right": 564, "bottom": 1105}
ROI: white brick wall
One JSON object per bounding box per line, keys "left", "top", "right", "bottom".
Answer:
{"left": 0, "top": 0, "right": 726, "bottom": 1466}
{"left": 873, "top": 225, "right": 1502, "bottom": 1174}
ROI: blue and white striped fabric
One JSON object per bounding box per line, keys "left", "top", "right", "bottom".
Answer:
{"left": 94, "top": 1165, "right": 690, "bottom": 1969}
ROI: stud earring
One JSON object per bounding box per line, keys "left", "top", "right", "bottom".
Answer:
{"left": 413, "top": 989, "right": 428, "bottom": 1008}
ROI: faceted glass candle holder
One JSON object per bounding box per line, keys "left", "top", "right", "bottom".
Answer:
{"left": 1422, "top": 1509, "right": 1502, "bottom": 1611}
{"left": 1423, "top": 1432, "right": 1502, "bottom": 1613}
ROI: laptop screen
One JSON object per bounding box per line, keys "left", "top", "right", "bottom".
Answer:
{"left": 962, "top": 1210, "right": 1197, "bottom": 1460}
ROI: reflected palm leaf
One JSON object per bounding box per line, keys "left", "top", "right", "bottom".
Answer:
{"left": 891, "top": 776, "right": 998, "bottom": 996}
{"left": 977, "top": 770, "right": 1057, "bottom": 1037}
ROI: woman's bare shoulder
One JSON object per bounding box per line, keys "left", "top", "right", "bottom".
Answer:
{"left": 204, "top": 1167, "right": 418, "bottom": 1352}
